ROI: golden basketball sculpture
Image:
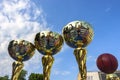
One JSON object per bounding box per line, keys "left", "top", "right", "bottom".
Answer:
{"left": 62, "top": 21, "right": 94, "bottom": 80}
{"left": 34, "top": 31, "right": 64, "bottom": 80}
{"left": 8, "top": 40, "right": 35, "bottom": 80}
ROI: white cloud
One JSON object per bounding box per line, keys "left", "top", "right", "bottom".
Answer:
{"left": 0, "top": 0, "right": 50, "bottom": 77}
{"left": 52, "top": 68, "right": 71, "bottom": 76}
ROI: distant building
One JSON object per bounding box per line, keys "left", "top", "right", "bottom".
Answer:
{"left": 77, "top": 71, "right": 120, "bottom": 80}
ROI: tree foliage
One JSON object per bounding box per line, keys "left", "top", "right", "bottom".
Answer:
{"left": 18, "top": 69, "right": 27, "bottom": 80}
{"left": 0, "top": 75, "right": 9, "bottom": 80}
{"left": 0, "top": 70, "right": 44, "bottom": 80}
{"left": 29, "top": 73, "right": 43, "bottom": 80}
{"left": 0, "top": 69, "right": 27, "bottom": 80}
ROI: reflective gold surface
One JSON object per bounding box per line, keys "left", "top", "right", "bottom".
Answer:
{"left": 62, "top": 21, "right": 94, "bottom": 80}
{"left": 106, "top": 74, "right": 120, "bottom": 80}
{"left": 74, "top": 48, "right": 87, "bottom": 80}
{"left": 8, "top": 40, "right": 35, "bottom": 61}
{"left": 62, "top": 21, "right": 94, "bottom": 48}
{"left": 8, "top": 40, "right": 35, "bottom": 80}
{"left": 35, "top": 31, "right": 64, "bottom": 80}
{"left": 11, "top": 61, "right": 24, "bottom": 80}
{"left": 42, "top": 55, "right": 54, "bottom": 80}
{"left": 34, "top": 31, "right": 64, "bottom": 55}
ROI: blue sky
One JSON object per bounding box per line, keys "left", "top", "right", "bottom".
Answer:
{"left": 0, "top": 0, "right": 120, "bottom": 80}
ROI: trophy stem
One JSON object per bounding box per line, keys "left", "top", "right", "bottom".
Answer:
{"left": 74, "top": 47, "right": 87, "bottom": 80}
{"left": 11, "top": 61, "right": 24, "bottom": 80}
{"left": 42, "top": 55, "right": 54, "bottom": 80}
{"left": 106, "top": 74, "right": 110, "bottom": 80}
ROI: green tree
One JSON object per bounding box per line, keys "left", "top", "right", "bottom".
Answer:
{"left": 0, "top": 75, "right": 9, "bottom": 80}
{"left": 29, "top": 73, "right": 43, "bottom": 80}
{"left": 0, "top": 70, "right": 27, "bottom": 80}
{"left": 18, "top": 69, "right": 27, "bottom": 80}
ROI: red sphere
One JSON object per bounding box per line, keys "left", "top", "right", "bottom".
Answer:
{"left": 96, "top": 53, "right": 118, "bottom": 74}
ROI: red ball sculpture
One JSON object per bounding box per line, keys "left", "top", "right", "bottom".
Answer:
{"left": 96, "top": 53, "right": 118, "bottom": 74}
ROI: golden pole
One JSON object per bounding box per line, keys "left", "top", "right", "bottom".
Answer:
{"left": 11, "top": 61, "right": 24, "bottom": 80}
{"left": 74, "top": 47, "right": 87, "bottom": 80}
{"left": 42, "top": 55, "right": 54, "bottom": 80}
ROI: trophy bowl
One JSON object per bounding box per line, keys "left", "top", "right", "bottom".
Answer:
{"left": 34, "top": 31, "right": 64, "bottom": 55}
{"left": 62, "top": 21, "right": 94, "bottom": 48}
{"left": 8, "top": 40, "right": 35, "bottom": 61}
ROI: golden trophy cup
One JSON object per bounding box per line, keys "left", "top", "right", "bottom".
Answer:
{"left": 34, "top": 31, "right": 64, "bottom": 80}
{"left": 62, "top": 21, "right": 94, "bottom": 80}
{"left": 8, "top": 40, "right": 35, "bottom": 80}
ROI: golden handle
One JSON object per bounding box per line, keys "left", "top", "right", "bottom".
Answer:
{"left": 11, "top": 61, "right": 24, "bottom": 80}
{"left": 74, "top": 48, "right": 87, "bottom": 80}
{"left": 42, "top": 55, "right": 54, "bottom": 80}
